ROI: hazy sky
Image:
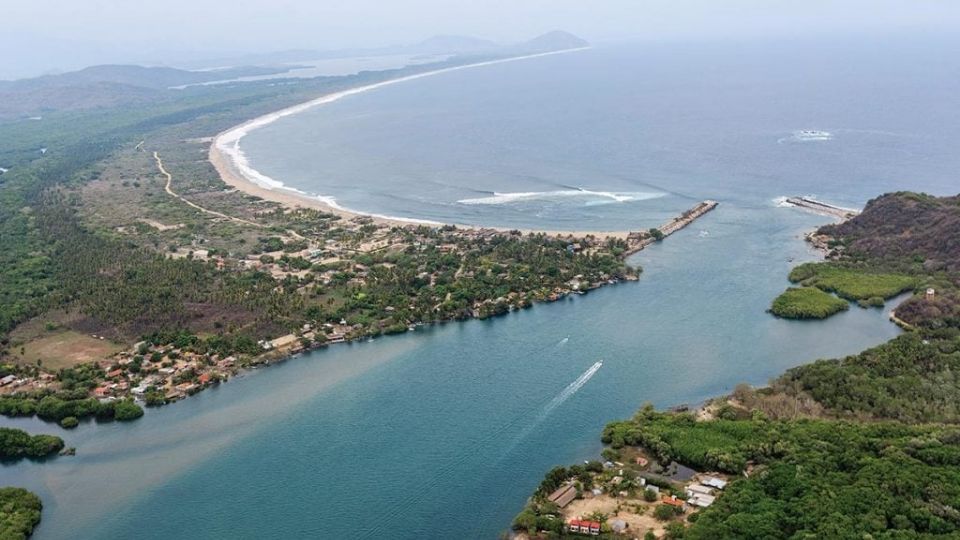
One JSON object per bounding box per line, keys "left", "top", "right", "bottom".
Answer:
{"left": 3, "top": 0, "right": 959, "bottom": 79}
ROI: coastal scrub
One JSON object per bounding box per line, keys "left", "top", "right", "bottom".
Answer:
{"left": 770, "top": 287, "right": 849, "bottom": 319}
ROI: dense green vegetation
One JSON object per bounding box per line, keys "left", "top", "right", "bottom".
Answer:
{"left": 606, "top": 408, "right": 960, "bottom": 539}
{"left": 0, "top": 488, "right": 42, "bottom": 540}
{"left": 769, "top": 287, "right": 849, "bottom": 319}
{"left": 788, "top": 262, "right": 916, "bottom": 301}
{"left": 0, "top": 428, "right": 63, "bottom": 460}
{"left": 0, "top": 394, "right": 143, "bottom": 425}
{"left": 775, "top": 331, "right": 960, "bottom": 423}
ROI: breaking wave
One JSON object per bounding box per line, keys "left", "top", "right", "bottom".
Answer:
{"left": 457, "top": 190, "right": 665, "bottom": 206}
{"left": 778, "top": 130, "right": 835, "bottom": 144}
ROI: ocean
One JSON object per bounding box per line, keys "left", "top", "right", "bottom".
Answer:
{"left": 4, "top": 34, "right": 959, "bottom": 539}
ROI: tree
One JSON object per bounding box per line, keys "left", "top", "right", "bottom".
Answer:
{"left": 654, "top": 504, "right": 676, "bottom": 521}
{"left": 649, "top": 228, "right": 665, "bottom": 241}
{"left": 113, "top": 399, "right": 144, "bottom": 421}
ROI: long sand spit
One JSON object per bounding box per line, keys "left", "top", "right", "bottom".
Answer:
{"left": 207, "top": 47, "right": 656, "bottom": 240}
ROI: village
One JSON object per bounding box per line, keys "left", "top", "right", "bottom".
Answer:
{"left": 514, "top": 445, "right": 731, "bottom": 539}
{"left": 1, "top": 201, "right": 717, "bottom": 418}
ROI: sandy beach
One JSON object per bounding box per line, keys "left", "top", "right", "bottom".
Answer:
{"left": 208, "top": 47, "right": 647, "bottom": 240}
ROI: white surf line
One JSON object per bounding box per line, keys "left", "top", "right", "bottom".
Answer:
{"left": 213, "top": 47, "right": 591, "bottom": 221}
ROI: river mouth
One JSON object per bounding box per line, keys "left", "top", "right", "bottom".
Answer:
{"left": 8, "top": 34, "right": 960, "bottom": 539}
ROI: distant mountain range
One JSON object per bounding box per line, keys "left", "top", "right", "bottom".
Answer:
{"left": 0, "top": 31, "right": 587, "bottom": 121}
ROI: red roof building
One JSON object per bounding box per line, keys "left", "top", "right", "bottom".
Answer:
{"left": 662, "top": 495, "right": 685, "bottom": 508}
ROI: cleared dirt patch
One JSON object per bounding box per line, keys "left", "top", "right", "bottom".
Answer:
{"left": 12, "top": 330, "right": 124, "bottom": 370}
{"left": 563, "top": 495, "right": 667, "bottom": 538}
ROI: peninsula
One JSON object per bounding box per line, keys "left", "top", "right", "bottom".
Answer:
{"left": 0, "top": 33, "right": 717, "bottom": 537}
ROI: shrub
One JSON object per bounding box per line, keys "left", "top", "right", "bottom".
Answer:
{"left": 654, "top": 504, "right": 676, "bottom": 521}
{"left": 59, "top": 416, "right": 79, "bottom": 429}
{"left": 113, "top": 399, "right": 144, "bottom": 421}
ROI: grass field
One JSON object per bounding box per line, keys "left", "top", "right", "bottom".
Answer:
{"left": 12, "top": 330, "right": 124, "bottom": 370}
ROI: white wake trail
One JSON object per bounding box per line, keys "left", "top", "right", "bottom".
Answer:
{"left": 494, "top": 361, "right": 604, "bottom": 462}
{"left": 540, "top": 361, "right": 603, "bottom": 417}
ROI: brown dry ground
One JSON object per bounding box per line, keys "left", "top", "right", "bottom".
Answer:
{"left": 11, "top": 328, "right": 124, "bottom": 370}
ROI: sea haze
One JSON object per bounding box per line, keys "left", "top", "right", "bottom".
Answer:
{"left": 238, "top": 34, "right": 960, "bottom": 230}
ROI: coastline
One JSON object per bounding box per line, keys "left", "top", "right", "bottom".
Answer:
{"left": 207, "top": 46, "right": 656, "bottom": 240}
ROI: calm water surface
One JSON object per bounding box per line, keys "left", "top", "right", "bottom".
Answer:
{"left": 4, "top": 34, "right": 958, "bottom": 539}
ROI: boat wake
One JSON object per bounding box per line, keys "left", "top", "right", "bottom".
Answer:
{"left": 457, "top": 190, "right": 664, "bottom": 206}
{"left": 540, "top": 361, "right": 603, "bottom": 418}
{"left": 557, "top": 336, "right": 570, "bottom": 347}
{"left": 493, "top": 360, "right": 604, "bottom": 462}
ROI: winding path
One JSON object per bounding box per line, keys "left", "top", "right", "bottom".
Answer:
{"left": 153, "top": 151, "right": 264, "bottom": 228}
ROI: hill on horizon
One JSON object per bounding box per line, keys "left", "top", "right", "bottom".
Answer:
{"left": 0, "top": 31, "right": 588, "bottom": 121}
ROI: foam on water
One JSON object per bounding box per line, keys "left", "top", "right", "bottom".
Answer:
{"left": 213, "top": 47, "right": 591, "bottom": 224}
{"left": 778, "top": 129, "right": 835, "bottom": 144}
{"left": 457, "top": 189, "right": 665, "bottom": 206}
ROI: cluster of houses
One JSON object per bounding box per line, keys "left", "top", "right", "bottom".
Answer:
{"left": 684, "top": 476, "right": 727, "bottom": 508}
{"left": 566, "top": 519, "right": 602, "bottom": 536}
{"left": 538, "top": 456, "right": 731, "bottom": 539}
{"left": 88, "top": 343, "right": 237, "bottom": 402}
{"left": 0, "top": 372, "right": 54, "bottom": 395}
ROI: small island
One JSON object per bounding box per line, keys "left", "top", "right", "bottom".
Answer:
{"left": 0, "top": 427, "right": 64, "bottom": 460}
{"left": 769, "top": 286, "right": 849, "bottom": 319}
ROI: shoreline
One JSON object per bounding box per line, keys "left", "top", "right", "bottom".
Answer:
{"left": 208, "top": 47, "right": 654, "bottom": 240}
